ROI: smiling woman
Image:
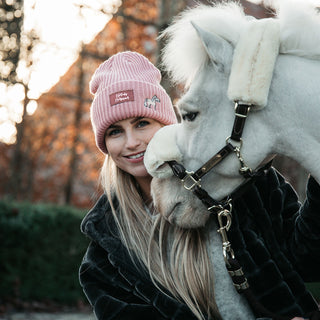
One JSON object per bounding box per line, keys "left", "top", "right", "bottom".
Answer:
{"left": 105, "top": 117, "right": 163, "bottom": 197}
{"left": 79, "top": 51, "right": 183, "bottom": 320}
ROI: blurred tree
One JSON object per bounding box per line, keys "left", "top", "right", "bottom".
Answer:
{"left": 8, "top": 29, "right": 39, "bottom": 197}
{"left": 0, "top": 0, "right": 40, "bottom": 198}
{"left": 0, "top": 0, "right": 23, "bottom": 83}
{"left": 241, "top": 0, "right": 275, "bottom": 18}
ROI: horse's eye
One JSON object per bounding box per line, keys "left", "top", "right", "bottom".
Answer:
{"left": 182, "top": 112, "right": 198, "bottom": 122}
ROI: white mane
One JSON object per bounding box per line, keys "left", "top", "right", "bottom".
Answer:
{"left": 161, "top": 0, "right": 320, "bottom": 86}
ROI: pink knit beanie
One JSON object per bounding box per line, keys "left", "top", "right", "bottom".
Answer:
{"left": 90, "top": 51, "right": 177, "bottom": 154}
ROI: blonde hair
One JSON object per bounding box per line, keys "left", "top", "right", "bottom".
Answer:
{"left": 100, "top": 156, "right": 221, "bottom": 320}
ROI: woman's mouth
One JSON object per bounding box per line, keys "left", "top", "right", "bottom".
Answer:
{"left": 127, "top": 151, "right": 144, "bottom": 159}
{"left": 125, "top": 151, "right": 145, "bottom": 162}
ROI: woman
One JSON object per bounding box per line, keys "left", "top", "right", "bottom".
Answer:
{"left": 79, "top": 51, "right": 320, "bottom": 320}
{"left": 79, "top": 51, "right": 193, "bottom": 320}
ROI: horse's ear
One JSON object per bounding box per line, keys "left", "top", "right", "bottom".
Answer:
{"left": 191, "top": 21, "right": 233, "bottom": 73}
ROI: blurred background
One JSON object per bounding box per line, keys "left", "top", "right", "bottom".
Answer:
{"left": 0, "top": 0, "right": 314, "bottom": 316}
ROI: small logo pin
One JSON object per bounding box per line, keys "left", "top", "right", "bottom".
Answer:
{"left": 144, "top": 95, "right": 160, "bottom": 110}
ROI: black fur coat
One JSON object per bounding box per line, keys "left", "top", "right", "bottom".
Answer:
{"left": 79, "top": 168, "right": 320, "bottom": 319}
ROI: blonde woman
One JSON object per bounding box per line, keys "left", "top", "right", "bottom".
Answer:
{"left": 79, "top": 51, "right": 193, "bottom": 319}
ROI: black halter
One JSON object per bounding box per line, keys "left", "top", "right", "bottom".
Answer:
{"left": 167, "top": 102, "right": 272, "bottom": 213}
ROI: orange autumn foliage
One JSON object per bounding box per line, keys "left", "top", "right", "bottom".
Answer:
{"left": 1, "top": 0, "right": 274, "bottom": 208}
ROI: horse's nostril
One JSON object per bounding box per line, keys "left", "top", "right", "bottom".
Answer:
{"left": 156, "top": 162, "right": 170, "bottom": 172}
{"left": 166, "top": 202, "right": 181, "bottom": 224}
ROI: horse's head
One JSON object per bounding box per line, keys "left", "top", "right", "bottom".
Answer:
{"left": 145, "top": 1, "right": 320, "bottom": 228}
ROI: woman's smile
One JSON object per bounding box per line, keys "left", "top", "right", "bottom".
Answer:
{"left": 125, "top": 151, "right": 145, "bottom": 161}
{"left": 105, "top": 117, "right": 163, "bottom": 179}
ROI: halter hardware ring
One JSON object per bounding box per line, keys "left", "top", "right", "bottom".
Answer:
{"left": 182, "top": 170, "right": 201, "bottom": 190}
{"left": 234, "top": 102, "right": 251, "bottom": 117}
{"left": 208, "top": 199, "right": 232, "bottom": 212}
{"left": 226, "top": 136, "right": 243, "bottom": 148}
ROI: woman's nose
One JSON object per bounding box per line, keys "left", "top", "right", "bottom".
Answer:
{"left": 125, "top": 132, "right": 141, "bottom": 149}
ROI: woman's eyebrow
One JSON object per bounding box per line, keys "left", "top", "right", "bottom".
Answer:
{"left": 108, "top": 124, "right": 120, "bottom": 129}
{"left": 130, "top": 117, "right": 143, "bottom": 124}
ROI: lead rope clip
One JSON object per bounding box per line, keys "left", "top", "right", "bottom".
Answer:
{"left": 216, "top": 205, "right": 250, "bottom": 292}
{"left": 217, "top": 206, "right": 235, "bottom": 267}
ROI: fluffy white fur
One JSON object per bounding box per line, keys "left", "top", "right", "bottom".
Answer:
{"left": 160, "top": 0, "right": 320, "bottom": 88}
{"left": 227, "top": 19, "right": 280, "bottom": 107}
{"left": 144, "top": 124, "right": 183, "bottom": 178}
{"left": 160, "top": 2, "right": 247, "bottom": 87}
{"left": 278, "top": 0, "right": 320, "bottom": 58}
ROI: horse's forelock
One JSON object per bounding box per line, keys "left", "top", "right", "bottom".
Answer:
{"left": 160, "top": 0, "right": 320, "bottom": 88}
{"left": 160, "top": 2, "right": 247, "bottom": 87}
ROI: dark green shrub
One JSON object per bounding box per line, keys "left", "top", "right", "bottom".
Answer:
{"left": 0, "top": 200, "right": 89, "bottom": 304}
{"left": 1, "top": 199, "right": 319, "bottom": 307}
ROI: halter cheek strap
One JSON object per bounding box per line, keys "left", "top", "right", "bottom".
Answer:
{"left": 230, "top": 103, "right": 251, "bottom": 141}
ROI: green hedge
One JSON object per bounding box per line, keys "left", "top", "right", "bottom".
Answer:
{"left": 1, "top": 200, "right": 319, "bottom": 307}
{"left": 0, "top": 200, "right": 89, "bottom": 304}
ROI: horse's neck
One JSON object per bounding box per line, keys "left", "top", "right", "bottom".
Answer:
{"left": 270, "top": 54, "right": 320, "bottom": 180}
{"left": 274, "top": 54, "right": 320, "bottom": 104}
{"left": 269, "top": 55, "right": 320, "bottom": 125}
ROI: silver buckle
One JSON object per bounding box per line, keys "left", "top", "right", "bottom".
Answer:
{"left": 182, "top": 171, "right": 201, "bottom": 190}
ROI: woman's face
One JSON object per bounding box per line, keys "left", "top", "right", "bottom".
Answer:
{"left": 105, "top": 117, "right": 163, "bottom": 179}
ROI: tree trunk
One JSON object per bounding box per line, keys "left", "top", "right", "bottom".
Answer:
{"left": 64, "top": 49, "right": 85, "bottom": 204}
{"left": 7, "top": 84, "right": 29, "bottom": 199}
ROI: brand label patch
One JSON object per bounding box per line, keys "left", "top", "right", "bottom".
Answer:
{"left": 110, "top": 90, "right": 134, "bottom": 106}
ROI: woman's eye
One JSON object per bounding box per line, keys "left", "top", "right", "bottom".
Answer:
{"left": 182, "top": 112, "right": 198, "bottom": 122}
{"left": 108, "top": 129, "right": 122, "bottom": 136}
{"left": 137, "top": 120, "right": 149, "bottom": 128}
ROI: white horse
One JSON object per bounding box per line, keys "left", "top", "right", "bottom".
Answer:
{"left": 144, "top": 0, "right": 320, "bottom": 228}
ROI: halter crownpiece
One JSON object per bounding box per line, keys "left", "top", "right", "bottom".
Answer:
{"left": 228, "top": 18, "right": 280, "bottom": 108}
